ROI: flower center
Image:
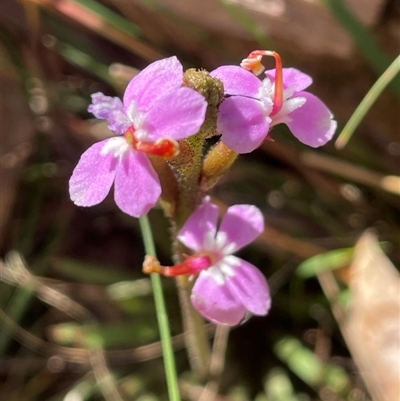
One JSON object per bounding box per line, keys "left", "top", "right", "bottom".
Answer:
{"left": 123, "top": 126, "right": 179, "bottom": 159}
{"left": 241, "top": 50, "right": 283, "bottom": 116}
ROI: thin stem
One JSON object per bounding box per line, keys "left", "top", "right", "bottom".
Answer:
{"left": 198, "top": 325, "right": 230, "bottom": 401}
{"left": 322, "top": 0, "right": 400, "bottom": 99}
{"left": 175, "top": 275, "right": 211, "bottom": 378}
{"left": 139, "top": 215, "right": 181, "bottom": 401}
{"left": 335, "top": 55, "right": 400, "bottom": 149}
{"left": 168, "top": 132, "right": 213, "bottom": 377}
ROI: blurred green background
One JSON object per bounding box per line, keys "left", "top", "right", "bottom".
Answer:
{"left": 1, "top": 0, "right": 399, "bottom": 400}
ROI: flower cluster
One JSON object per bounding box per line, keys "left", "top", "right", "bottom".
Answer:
{"left": 69, "top": 50, "right": 336, "bottom": 325}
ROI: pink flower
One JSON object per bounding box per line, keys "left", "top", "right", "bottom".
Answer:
{"left": 211, "top": 51, "right": 336, "bottom": 153}
{"left": 179, "top": 197, "right": 270, "bottom": 325}
{"left": 145, "top": 197, "right": 271, "bottom": 325}
{"left": 69, "top": 57, "right": 207, "bottom": 217}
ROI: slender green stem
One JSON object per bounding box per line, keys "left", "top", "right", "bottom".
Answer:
{"left": 322, "top": 0, "right": 400, "bottom": 99}
{"left": 335, "top": 55, "right": 400, "bottom": 149}
{"left": 139, "top": 215, "right": 181, "bottom": 401}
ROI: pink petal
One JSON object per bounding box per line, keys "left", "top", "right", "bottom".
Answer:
{"left": 219, "top": 204, "right": 264, "bottom": 252}
{"left": 211, "top": 65, "right": 261, "bottom": 97}
{"left": 265, "top": 68, "right": 312, "bottom": 92}
{"left": 88, "top": 93, "right": 130, "bottom": 135}
{"left": 191, "top": 270, "right": 246, "bottom": 325}
{"left": 123, "top": 57, "right": 183, "bottom": 112}
{"left": 113, "top": 151, "right": 161, "bottom": 217}
{"left": 225, "top": 257, "right": 271, "bottom": 316}
{"left": 144, "top": 87, "right": 207, "bottom": 141}
{"left": 69, "top": 139, "right": 117, "bottom": 207}
{"left": 286, "top": 92, "right": 337, "bottom": 147}
{"left": 177, "top": 196, "right": 219, "bottom": 252}
{"left": 217, "top": 96, "right": 270, "bottom": 153}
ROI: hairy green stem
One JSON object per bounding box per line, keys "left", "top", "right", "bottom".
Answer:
{"left": 139, "top": 215, "right": 181, "bottom": 401}
{"left": 172, "top": 133, "right": 205, "bottom": 228}
{"left": 168, "top": 133, "right": 212, "bottom": 377}
{"left": 162, "top": 68, "right": 224, "bottom": 378}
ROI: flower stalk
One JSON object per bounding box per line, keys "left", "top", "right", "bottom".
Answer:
{"left": 161, "top": 132, "right": 214, "bottom": 377}
{"left": 160, "top": 68, "right": 226, "bottom": 377}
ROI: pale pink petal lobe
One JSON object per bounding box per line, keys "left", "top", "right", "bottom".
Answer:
{"left": 69, "top": 139, "right": 117, "bottom": 207}
{"left": 217, "top": 96, "right": 269, "bottom": 153}
{"left": 177, "top": 196, "right": 219, "bottom": 252}
{"left": 265, "top": 68, "right": 313, "bottom": 91}
{"left": 219, "top": 204, "right": 264, "bottom": 251}
{"left": 114, "top": 151, "right": 161, "bottom": 217}
{"left": 191, "top": 271, "right": 246, "bottom": 325}
{"left": 211, "top": 65, "right": 261, "bottom": 97}
{"left": 225, "top": 257, "right": 271, "bottom": 316}
{"left": 123, "top": 57, "right": 183, "bottom": 112}
{"left": 286, "top": 92, "right": 336, "bottom": 147}
{"left": 145, "top": 87, "right": 207, "bottom": 141}
{"left": 88, "top": 93, "right": 131, "bottom": 135}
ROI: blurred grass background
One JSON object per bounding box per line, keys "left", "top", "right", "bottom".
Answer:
{"left": 1, "top": 0, "right": 399, "bottom": 400}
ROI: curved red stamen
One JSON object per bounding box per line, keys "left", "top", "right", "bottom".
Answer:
{"left": 143, "top": 255, "right": 213, "bottom": 277}
{"left": 241, "top": 50, "right": 284, "bottom": 116}
{"left": 269, "top": 51, "right": 283, "bottom": 116}
{"left": 124, "top": 126, "right": 179, "bottom": 158}
{"left": 134, "top": 138, "right": 179, "bottom": 158}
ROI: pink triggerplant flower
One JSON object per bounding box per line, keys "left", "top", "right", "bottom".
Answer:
{"left": 144, "top": 197, "right": 271, "bottom": 325}
{"left": 211, "top": 50, "right": 337, "bottom": 153}
{"left": 69, "top": 56, "right": 207, "bottom": 217}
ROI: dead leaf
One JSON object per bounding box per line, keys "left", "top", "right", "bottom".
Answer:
{"left": 345, "top": 231, "right": 400, "bottom": 401}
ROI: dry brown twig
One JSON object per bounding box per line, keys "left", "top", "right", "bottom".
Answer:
{"left": 1, "top": 252, "right": 122, "bottom": 401}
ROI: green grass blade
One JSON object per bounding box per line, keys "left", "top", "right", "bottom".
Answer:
{"left": 322, "top": 0, "right": 400, "bottom": 99}
{"left": 296, "top": 248, "right": 354, "bottom": 279}
{"left": 57, "top": 42, "right": 111, "bottom": 84}
{"left": 0, "top": 286, "right": 33, "bottom": 356}
{"left": 53, "top": 258, "right": 136, "bottom": 285}
{"left": 275, "top": 337, "right": 350, "bottom": 393}
{"left": 336, "top": 55, "right": 400, "bottom": 148}
{"left": 72, "top": 0, "right": 142, "bottom": 37}
{"left": 217, "top": 0, "right": 272, "bottom": 48}
{"left": 139, "top": 215, "right": 181, "bottom": 401}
